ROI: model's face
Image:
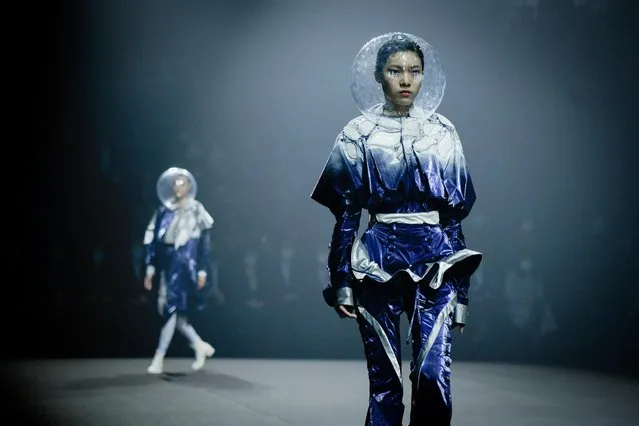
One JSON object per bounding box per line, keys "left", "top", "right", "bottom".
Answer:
{"left": 382, "top": 50, "right": 423, "bottom": 109}
{"left": 173, "top": 176, "right": 190, "bottom": 199}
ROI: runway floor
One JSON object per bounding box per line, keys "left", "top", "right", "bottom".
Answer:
{"left": 3, "top": 358, "right": 638, "bottom": 425}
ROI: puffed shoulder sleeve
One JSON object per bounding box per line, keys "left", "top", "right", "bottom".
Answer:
{"left": 195, "top": 201, "right": 214, "bottom": 279}
{"left": 310, "top": 131, "right": 365, "bottom": 216}
{"left": 310, "top": 129, "right": 365, "bottom": 314}
{"left": 195, "top": 201, "right": 214, "bottom": 231}
{"left": 435, "top": 115, "right": 482, "bottom": 325}
{"left": 439, "top": 117, "right": 476, "bottom": 224}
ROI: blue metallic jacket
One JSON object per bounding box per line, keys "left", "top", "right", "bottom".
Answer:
{"left": 311, "top": 107, "right": 482, "bottom": 323}
{"left": 144, "top": 199, "right": 214, "bottom": 315}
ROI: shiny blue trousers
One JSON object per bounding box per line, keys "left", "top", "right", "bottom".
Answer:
{"left": 355, "top": 274, "right": 458, "bottom": 426}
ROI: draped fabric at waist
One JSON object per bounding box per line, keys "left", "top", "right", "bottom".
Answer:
{"left": 155, "top": 241, "right": 198, "bottom": 270}
{"left": 352, "top": 211, "right": 482, "bottom": 289}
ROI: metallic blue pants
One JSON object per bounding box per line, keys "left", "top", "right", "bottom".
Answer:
{"left": 356, "top": 274, "right": 458, "bottom": 426}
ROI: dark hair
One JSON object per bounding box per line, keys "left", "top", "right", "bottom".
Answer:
{"left": 374, "top": 35, "right": 425, "bottom": 83}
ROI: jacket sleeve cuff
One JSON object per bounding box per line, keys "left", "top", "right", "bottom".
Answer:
{"left": 454, "top": 303, "right": 468, "bottom": 325}
{"left": 335, "top": 287, "right": 355, "bottom": 307}
{"left": 145, "top": 265, "right": 155, "bottom": 277}
{"left": 197, "top": 270, "right": 207, "bottom": 278}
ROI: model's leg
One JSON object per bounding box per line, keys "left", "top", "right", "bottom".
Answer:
{"left": 176, "top": 315, "right": 215, "bottom": 371}
{"left": 408, "top": 281, "right": 457, "bottom": 426}
{"left": 356, "top": 279, "right": 404, "bottom": 426}
{"left": 148, "top": 313, "right": 177, "bottom": 374}
{"left": 175, "top": 314, "right": 202, "bottom": 344}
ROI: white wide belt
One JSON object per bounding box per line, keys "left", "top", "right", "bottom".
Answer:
{"left": 374, "top": 211, "right": 440, "bottom": 225}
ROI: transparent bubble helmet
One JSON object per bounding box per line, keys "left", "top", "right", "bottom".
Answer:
{"left": 350, "top": 32, "right": 446, "bottom": 122}
{"left": 156, "top": 167, "right": 197, "bottom": 208}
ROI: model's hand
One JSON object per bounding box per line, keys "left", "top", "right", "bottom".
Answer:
{"left": 144, "top": 274, "right": 154, "bottom": 291}
{"left": 338, "top": 305, "right": 357, "bottom": 319}
{"left": 197, "top": 275, "right": 206, "bottom": 289}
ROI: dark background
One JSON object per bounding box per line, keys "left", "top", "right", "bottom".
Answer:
{"left": 17, "top": 0, "right": 639, "bottom": 378}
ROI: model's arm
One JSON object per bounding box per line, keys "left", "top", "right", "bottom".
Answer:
{"left": 439, "top": 121, "right": 476, "bottom": 325}
{"left": 143, "top": 210, "right": 159, "bottom": 278}
{"left": 327, "top": 196, "right": 362, "bottom": 311}
{"left": 311, "top": 132, "right": 364, "bottom": 316}
{"left": 195, "top": 202, "right": 215, "bottom": 281}
{"left": 197, "top": 228, "right": 212, "bottom": 281}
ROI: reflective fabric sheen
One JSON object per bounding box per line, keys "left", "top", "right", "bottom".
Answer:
{"left": 356, "top": 278, "right": 458, "bottom": 426}
{"left": 311, "top": 111, "right": 483, "bottom": 425}
{"left": 311, "top": 111, "right": 482, "bottom": 303}
{"left": 144, "top": 205, "right": 212, "bottom": 316}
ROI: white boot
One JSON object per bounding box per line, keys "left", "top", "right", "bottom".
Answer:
{"left": 191, "top": 340, "right": 215, "bottom": 371}
{"left": 147, "top": 352, "right": 164, "bottom": 374}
